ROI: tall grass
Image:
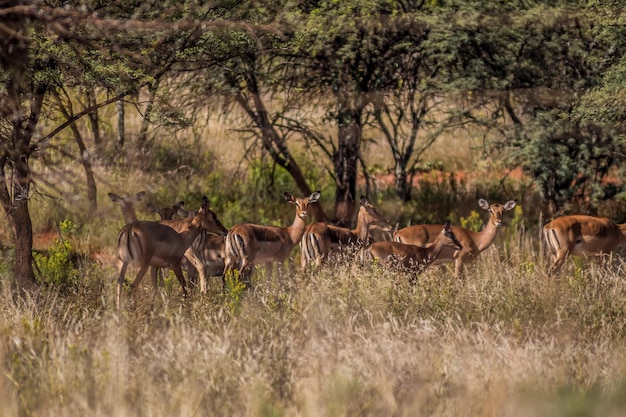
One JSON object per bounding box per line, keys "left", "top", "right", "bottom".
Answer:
{"left": 1, "top": 223, "right": 626, "bottom": 417}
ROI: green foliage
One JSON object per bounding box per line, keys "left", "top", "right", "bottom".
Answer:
{"left": 509, "top": 205, "right": 525, "bottom": 230}
{"left": 459, "top": 210, "right": 483, "bottom": 232}
{"left": 222, "top": 273, "right": 248, "bottom": 315}
{"left": 217, "top": 158, "right": 309, "bottom": 226}
{"left": 506, "top": 111, "right": 625, "bottom": 213}
{"left": 503, "top": 204, "right": 526, "bottom": 243}
{"left": 33, "top": 220, "right": 79, "bottom": 293}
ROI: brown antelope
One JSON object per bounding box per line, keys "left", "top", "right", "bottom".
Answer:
{"left": 153, "top": 200, "right": 227, "bottom": 291}
{"left": 393, "top": 199, "right": 516, "bottom": 276}
{"left": 159, "top": 200, "right": 228, "bottom": 293}
{"left": 116, "top": 196, "right": 227, "bottom": 307}
{"left": 223, "top": 191, "right": 321, "bottom": 286}
{"left": 108, "top": 191, "right": 146, "bottom": 224}
{"left": 301, "top": 196, "right": 394, "bottom": 269}
{"left": 367, "top": 220, "right": 463, "bottom": 276}
{"left": 149, "top": 201, "right": 186, "bottom": 221}
{"left": 149, "top": 200, "right": 199, "bottom": 288}
{"left": 543, "top": 214, "right": 626, "bottom": 274}
{"left": 197, "top": 234, "right": 227, "bottom": 277}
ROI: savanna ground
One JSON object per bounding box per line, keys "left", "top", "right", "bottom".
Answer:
{"left": 1, "top": 123, "right": 626, "bottom": 417}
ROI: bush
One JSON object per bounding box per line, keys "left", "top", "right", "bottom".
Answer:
{"left": 33, "top": 220, "right": 80, "bottom": 293}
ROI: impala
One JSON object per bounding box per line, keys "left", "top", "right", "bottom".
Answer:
{"left": 543, "top": 214, "right": 626, "bottom": 274}
{"left": 149, "top": 201, "right": 187, "bottom": 221}
{"left": 149, "top": 200, "right": 198, "bottom": 287}
{"left": 154, "top": 200, "right": 227, "bottom": 289}
{"left": 224, "top": 191, "right": 321, "bottom": 286}
{"left": 393, "top": 199, "right": 516, "bottom": 276}
{"left": 367, "top": 220, "right": 463, "bottom": 276}
{"left": 301, "top": 196, "right": 394, "bottom": 269}
{"left": 109, "top": 191, "right": 146, "bottom": 224}
{"left": 197, "top": 234, "right": 227, "bottom": 277}
{"left": 159, "top": 200, "right": 228, "bottom": 293}
{"left": 116, "top": 196, "right": 227, "bottom": 307}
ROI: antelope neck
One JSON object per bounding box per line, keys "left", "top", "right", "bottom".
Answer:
{"left": 287, "top": 213, "right": 308, "bottom": 244}
{"left": 354, "top": 208, "right": 380, "bottom": 240}
{"left": 472, "top": 218, "right": 499, "bottom": 252}
{"left": 170, "top": 210, "right": 208, "bottom": 245}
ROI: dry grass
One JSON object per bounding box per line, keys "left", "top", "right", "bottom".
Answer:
{"left": 1, "top": 228, "right": 626, "bottom": 417}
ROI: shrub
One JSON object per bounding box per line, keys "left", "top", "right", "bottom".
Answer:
{"left": 33, "top": 220, "right": 80, "bottom": 293}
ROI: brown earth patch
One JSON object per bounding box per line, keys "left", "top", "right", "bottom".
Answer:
{"left": 33, "top": 231, "right": 59, "bottom": 250}
{"left": 359, "top": 167, "right": 526, "bottom": 188}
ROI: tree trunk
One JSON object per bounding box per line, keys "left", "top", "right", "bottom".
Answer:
{"left": 72, "top": 125, "right": 98, "bottom": 213}
{"left": 56, "top": 93, "right": 98, "bottom": 213}
{"left": 137, "top": 81, "right": 159, "bottom": 149}
{"left": 85, "top": 88, "right": 101, "bottom": 152}
{"left": 0, "top": 21, "right": 42, "bottom": 296}
{"left": 394, "top": 161, "right": 411, "bottom": 202}
{"left": 116, "top": 98, "right": 125, "bottom": 150}
{"left": 0, "top": 149, "right": 38, "bottom": 297}
{"left": 11, "top": 194, "right": 37, "bottom": 296}
{"left": 333, "top": 108, "right": 362, "bottom": 225}
{"left": 234, "top": 78, "right": 329, "bottom": 222}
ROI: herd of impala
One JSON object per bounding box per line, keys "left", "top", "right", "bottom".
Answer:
{"left": 109, "top": 190, "right": 626, "bottom": 306}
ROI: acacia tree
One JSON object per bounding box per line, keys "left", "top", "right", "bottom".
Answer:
{"left": 0, "top": 0, "right": 254, "bottom": 295}
{"left": 0, "top": 1, "right": 42, "bottom": 293}
{"left": 506, "top": 6, "right": 626, "bottom": 215}
{"left": 368, "top": 14, "right": 466, "bottom": 203}
{"left": 436, "top": 1, "right": 626, "bottom": 215}
{"left": 279, "top": 1, "right": 438, "bottom": 220}
{"left": 207, "top": 32, "right": 328, "bottom": 221}
{"left": 0, "top": 2, "right": 150, "bottom": 294}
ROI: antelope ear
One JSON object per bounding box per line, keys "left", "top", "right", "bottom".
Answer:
{"left": 134, "top": 191, "right": 147, "bottom": 202}
{"left": 360, "top": 196, "right": 369, "bottom": 207}
{"left": 284, "top": 192, "right": 296, "bottom": 203}
{"left": 201, "top": 196, "right": 209, "bottom": 209}
{"left": 108, "top": 192, "right": 122, "bottom": 202}
{"left": 504, "top": 200, "right": 517, "bottom": 210}
{"left": 310, "top": 191, "right": 321, "bottom": 202}
{"left": 478, "top": 199, "right": 489, "bottom": 210}
{"left": 444, "top": 220, "right": 452, "bottom": 231}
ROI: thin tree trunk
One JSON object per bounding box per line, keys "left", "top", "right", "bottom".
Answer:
{"left": 71, "top": 123, "right": 98, "bottom": 213}
{"left": 86, "top": 88, "right": 101, "bottom": 152}
{"left": 394, "top": 161, "right": 411, "bottom": 202}
{"left": 234, "top": 79, "right": 329, "bottom": 222}
{"left": 116, "top": 98, "right": 125, "bottom": 150}
{"left": 333, "top": 108, "right": 361, "bottom": 225}
{"left": 137, "top": 81, "right": 159, "bottom": 148}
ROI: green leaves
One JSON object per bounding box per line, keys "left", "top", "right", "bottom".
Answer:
{"left": 506, "top": 110, "right": 625, "bottom": 212}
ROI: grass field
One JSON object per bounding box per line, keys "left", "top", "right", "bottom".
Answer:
{"left": 1, "top": 225, "right": 626, "bottom": 416}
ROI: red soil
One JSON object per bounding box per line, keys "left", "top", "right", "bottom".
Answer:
{"left": 359, "top": 167, "right": 526, "bottom": 188}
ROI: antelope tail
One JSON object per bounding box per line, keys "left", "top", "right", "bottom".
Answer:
{"left": 543, "top": 228, "right": 559, "bottom": 256}
{"left": 302, "top": 233, "right": 322, "bottom": 266}
{"left": 225, "top": 232, "right": 245, "bottom": 260}
{"left": 117, "top": 225, "right": 144, "bottom": 261}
